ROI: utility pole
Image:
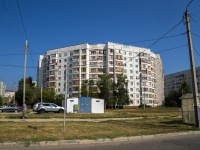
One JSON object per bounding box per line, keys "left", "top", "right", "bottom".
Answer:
{"left": 185, "top": 10, "right": 200, "bottom": 127}
{"left": 22, "top": 40, "right": 28, "bottom": 119}
{"left": 113, "top": 44, "right": 116, "bottom": 108}
{"left": 139, "top": 73, "right": 143, "bottom": 106}
{"left": 14, "top": 82, "right": 15, "bottom": 104}
{"left": 64, "top": 66, "right": 67, "bottom": 129}
{"left": 41, "top": 84, "right": 43, "bottom": 103}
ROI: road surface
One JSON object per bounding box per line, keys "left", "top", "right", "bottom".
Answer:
{"left": 2, "top": 134, "right": 200, "bottom": 150}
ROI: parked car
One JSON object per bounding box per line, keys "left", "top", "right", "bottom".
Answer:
{"left": 0, "top": 104, "right": 21, "bottom": 113}
{"left": 33, "top": 103, "right": 40, "bottom": 112}
{"left": 37, "top": 103, "right": 64, "bottom": 114}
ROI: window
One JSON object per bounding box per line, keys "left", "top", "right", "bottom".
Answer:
{"left": 74, "top": 50, "right": 79, "bottom": 53}
{"left": 135, "top": 65, "right": 138, "bottom": 68}
{"left": 51, "top": 54, "right": 56, "bottom": 57}
{"left": 135, "top": 59, "right": 138, "bottom": 62}
{"left": 130, "top": 88, "right": 133, "bottom": 91}
{"left": 64, "top": 59, "right": 67, "bottom": 62}
{"left": 82, "top": 49, "right": 86, "bottom": 53}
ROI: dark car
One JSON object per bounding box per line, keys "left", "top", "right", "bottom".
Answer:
{"left": 0, "top": 104, "right": 21, "bottom": 113}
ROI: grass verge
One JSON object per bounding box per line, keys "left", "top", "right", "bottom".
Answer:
{"left": 0, "top": 117, "right": 198, "bottom": 142}
{"left": 0, "top": 107, "right": 182, "bottom": 119}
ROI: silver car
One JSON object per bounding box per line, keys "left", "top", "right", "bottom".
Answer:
{"left": 37, "top": 103, "right": 64, "bottom": 114}
{"left": 33, "top": 103, "right": 40, "bottom": 112}
{"left": 0, "top": 104, "right": 20, "bottom": 113}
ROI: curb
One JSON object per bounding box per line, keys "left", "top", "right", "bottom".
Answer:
{"left": 0, "top": 131, "right": 200, "bottom": 147}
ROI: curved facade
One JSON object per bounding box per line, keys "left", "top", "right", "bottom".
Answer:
{"left": 37, "top": 42, "right": 164, "bottom": 106}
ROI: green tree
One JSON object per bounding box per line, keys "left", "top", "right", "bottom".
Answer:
{"left": 16, "top": 77, "right": 36, "bottom": 106}
{"left": 177, "top": 81, "right": 191, "bottom": 107}
{"left": 42, "top": 89, "right": 56, "bottom": 103}
{"left": 0, "top": 95, "right": 3, "bottom": 106}
{"left": 55, "top": 94, "right": 64, "bottom": 106}
{"left": 81, "top": 80, "right": 99, "bottom": 98}
{"left": 114, "top": 74, "right": 130, "bottom": 107}
{"left": 97, "top": 74, "right": 113, "bottom": 108}
{"left": 164, "top": 88, "right": 179, "bottom": 107}
{"left": 165, "top": 81, "right": 191, "bottom": 107}
{"left": 81, "top": 80, "right": 89, "bottom": 97}
{"left": 178, "top": 81, "right": 191, "bottom": 95}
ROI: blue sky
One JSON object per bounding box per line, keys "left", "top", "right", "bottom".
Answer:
{"left": 0, "top": 0, "right": 200, "bottom": 90}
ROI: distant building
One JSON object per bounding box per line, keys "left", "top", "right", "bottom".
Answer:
{"left": 3, "top": 90, "right": 15, "bottom": 104}
{"left": 164, "top": 66, "right": 200, "bottom": 96}
{"left": 32, "top": 81, "right": 37, "bottom": 87}
{"left": 0, "top": 80, "right": 6, "bottom": 97}
{"left": 37, "top": 42, "right": 164, "bottom": 106}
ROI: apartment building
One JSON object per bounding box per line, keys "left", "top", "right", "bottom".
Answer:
{"left": 37, "top": 42, "right": 164, "bottom": 106}
{"left": 165, "top": 66, "right": 200, "bottom": 96}
{"left": 0, "top": 80, "right": 6, "bottom": 97}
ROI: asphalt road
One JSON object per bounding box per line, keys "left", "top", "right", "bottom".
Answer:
{"left": 2, "top": 134, "right": 200, "bottom": 150}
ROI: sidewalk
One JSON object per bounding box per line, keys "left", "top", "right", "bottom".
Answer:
{"left": 0, "top": 117, "right": 143, "bottom": 122}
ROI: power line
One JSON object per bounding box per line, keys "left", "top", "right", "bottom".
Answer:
{"left": 0, "top": 63, "right": 36, "bottom": 69}
{"left": 155, "top": 45, "right": 188, "bottom": 53}
{"left": 193, "top": 46, "right": 200, "bottom": 57}
{"left": 123, "top": 19, "right": 184, "bottom": 64}
{"left": 192, "top": 33, "right": 200, "bottom": 38}
{"left": 0, "top": 32, "right": 186, "bottom": 57}
{"left": 16, "top": 0, "right": 28, "bottom": 40}
{"left": 124, "top": 32, "right": 186, "bottom": 45}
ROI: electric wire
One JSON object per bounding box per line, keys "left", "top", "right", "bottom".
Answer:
{"left": 16, "top": 0, "right": 28, "bottom": 40}
{"left": 154, "top": 45, "right": 188, "bottom": 53}
{"left": 16, "top": 0, "right": 37, "bottom": 74}
{"left": 0, "top": 32, "right": 186, "bottom": 57}
{"left": 193, "top": 46, "right": 200, "bottom": 57}
{"left": 192, "top": 33, "right": 200, "bottom": 38}
{"left": 123, "top": 19, "right": 184, "bottom": 65}
{"left": 0, "top": 44, "right": 187, "bottom": 69}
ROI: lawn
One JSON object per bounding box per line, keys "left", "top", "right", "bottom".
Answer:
{"left": 0, "top": 107, "right": 182, "bottom": 119}
{"left": 0, "top": 117, "right": 197, "bottom": 142}
{"left": 0, "top": 107, "right": 196, "bottom": 143}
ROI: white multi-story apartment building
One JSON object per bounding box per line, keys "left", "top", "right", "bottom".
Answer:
{"left": 165, "top": 66, "right": 200, "bottom": 96}
{"left": 37, "top": 42, "right": 164, "bottom": 106}
{"left": 0, "top": 80, "right": 6, "bottom": 97}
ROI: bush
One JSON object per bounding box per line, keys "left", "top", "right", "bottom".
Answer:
{"left": 0, "top": 96, "right": 3, "bottom": 106}
{"left": 138, "top": 104, "right": 151, "bottom": 109}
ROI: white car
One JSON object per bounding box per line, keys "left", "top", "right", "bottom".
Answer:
{"left": 37, "top": 103, "right": 64, "bottom": 114}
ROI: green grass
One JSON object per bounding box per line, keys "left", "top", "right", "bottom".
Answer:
{"left": 0, "top": 107, "right": 182, "bottom": 119}
{"left": 0, "top": 117, "right": 198, "bottom": 142}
